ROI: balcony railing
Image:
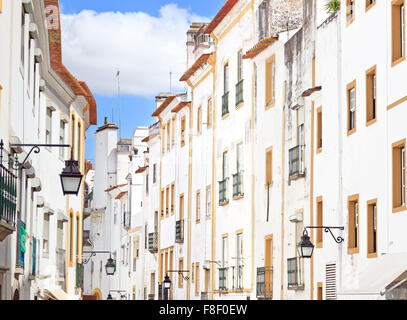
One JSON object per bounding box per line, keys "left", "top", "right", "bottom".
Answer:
{"left": 222, "top": 92, "right": 229, "bottom": 117}
{"left": 219, "top": 179, "right": 228, "bottom": 205}
{"left": 219, "top": 267, "right": 228, "bottom": 291}
{"left": 148, "top": 232, "right": 158, "bottom": 253}
{"left": 231, "top": 265, "right": 244, "bottom": 290}
{"left": 256, "top": 267, "right": 273, "bottom": 299}
{"left": 235, "top": 80, "right": 244, "bottom": 106}
{"left": 0, "top": 160, "right": 17, "bottom": 228}
{"left": 232, "top": 173, "right": 243, "bottom": 198}
{"left": 287, "top": 257, "right": 303, "bottom": 289}
{"left": 175, "top": 220, "right": 184, "bottom": 243}
{"left": 56, "top": 249, "right": 66, "bottom": 279}
{"left": 123, "top": 211, "right": 131, "bottom": 229}
{"left": 76, "top": 263, "right": 84, "bottom": 289}
{"left": 289, "top": 145, "right": 305, "bottom": 179}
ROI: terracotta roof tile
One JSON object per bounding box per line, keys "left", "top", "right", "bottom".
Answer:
{"left": 204, "top": 0, "right": 239, "bottom": 34}
{"left": 179, "top": 53, "right": 212, "bottom": 82}
{"left": 104, "top": 183, "right": 127, "bottom": 193}
{"left": 152, "top": 95, "right": 177, "bottom": 117}
{"left": 242, "top": 37, "right": 279, "bottom": 60}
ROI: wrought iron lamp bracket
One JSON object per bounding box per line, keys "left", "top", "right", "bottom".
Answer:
{"left": 304, "top": 226, "right": 345, "bottom": 244}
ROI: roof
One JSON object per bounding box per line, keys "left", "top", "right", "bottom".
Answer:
{"left": 171, "top": 101, "right": 191, "bottom": 113}
{"left": 104, "top": 183, "right": 127, "bottom": 192}
{"left": 242, "top": 37, "right": 279, "bottom": 60}
{"left": 135, "top": 166, "right": 148, "bottom": 174}
{"left": 141, "top": 136, "right": 149, "bottom": 143}
{"left": 152, "top": 95, "right": 177, "bottom": 117}
{"left": 44, "top": 0, "right": 97, "bottom": 126}
{"left": 179, "top": 53, "right": 212, "bottom": 82}
{"left": 302, "top": 86, "right": 322, "bottom": 97}
{"left": 204, "top": 0, "right": 240, "bottom": 34}
{"left": 115, "top": 191, "right": 127, "bottom": 200}
{"left": 96, "top": 122, "right": 118, "bottom": 133}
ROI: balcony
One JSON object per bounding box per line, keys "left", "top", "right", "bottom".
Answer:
{"left": 0, "top": 162, "right": 17, "bottom": 241}
{"left": 76, "top": 263, "right": 84, "bottom": 289}
{"left": 222, "top": 92, "right": 229, "bottom": 117}
{"left": 287, "top": 257, "right": 304, "bottom": 290}
{"left": 175, "top": 220, "right": 184, "bottom": 243}
{"left": 231, "top": 265, "right": 244, "bottom": 290}
{"left": 256, "top": 267, "right": 273, "bottom": 299}
{"left": 289, "top": 145, "right": 305, "bottom": 180}
{"left": 123, "top": 211, "right": 131, "bottom": 229}
{"left": 232, "top": 173, "right": 243, "bottom": 199}
{"left": 219, "top": 179, "right": 229, "bottom": 205}
{"left": 148, "top": 232, "right": 158, "bottom": 253}
{"left": 235, "top": 80, "right": 244, "bottom": 106}
{"left": 218, "top": 267, "right": 228, "bottom": 291}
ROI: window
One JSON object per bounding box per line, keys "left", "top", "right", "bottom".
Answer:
{"left": 179, "top": 194, "right": 184, "bottom": 220}
{"left": 167, "top": 122, "right": 170, "bottom": 152}
{"left": 196, "top": 190, "right": 201, "bottom": 223}
{"left": 265, "top": 55, "right": 276, "bottom": 108}
{"left": 76, "top": 215, "right": 80, "bottom": 262}
{"left": 181, "top": 116, "right": 186, "bottom": 147}
{"left": 27, "top": 35, "right": 32, "bottom": 93}
{"left": 346, "top": 0, "right": 355, "bottom": 25}
{"left": 178, "top": 258, "right": 184, "bottom": 288}
{"left": 224, "top": 63, "right": 229, "bottom": 95}
{"left": 236, "top": 142, "right": 243, "bottom": 173}
{"left": 21, "top": 7, "right": 25, "bottom": 67}
{"left": 172, "top": 118, "right": 175, "bottom": 147}
{"left": 366, "top": 66, "right": 377, "bottom": 125}
{"left": 43, "top": 214, "right": 49, "bottom": 254}
{"left": 265, "top": 147, "right": 273, "bottom": 187}
{"left": 145, "top": 224, "right": 148, "bottom": 249}
{"left": 237, "top": 50, "right": 243, "bottom": 82}
{"left": 46, "top": 107, "right": 53, "bottom": 144}
{"left": 392, "top": 0, "right": 405, "bottom": 65}
{"left": 57, "top": 221, "right": 64, "bottom": 250}
{"left": 195, "top": 263, "right": 200, "bottom": 296}
{"left": 197, "top": 106, "right": 202, "bottom": 135}
{"left": 317, "top": 282, "right": 323, "bottom": 300}
{"left": 146, "top": 173, "right": 149, "bottom": 194}
{"left": 206, "top": 186, "right": 211, "bottom": 218}
{"left": 316, "top": 197, "right": 323, "bottom": 248}
{"left": 392, "top": 140, "right": 406, "bottom": 211}
{"left": 69, "top": 212, "right": 74, "bottom": 263}
{"left": 171, "top": 183, "right": 174, "bottom": 215}
{"left": 297, "top": 107, "right": 305, "bottom": 146}
{"left": 71, "top": 115, "right": 75, "bottom": 155}
{"left": 348, "top": 195, "right": 359, "bottom": 254}
{"left": 236, "top": 50, "right": 244, "bottom": 106}
{"left": 207, "top": 98, "right": 213, "bottom": 128}
{"left": 347, "top": 81, "right": 356, "bottom": 135}
{"left": 222, "top": 151, "right": 228, "bottom": 180}
{"left": 59, "top": 121, "right": 66, "bottom": 158}
{"left": 160, "top": 190, "right": 164, "bottom": 217}
{"left": 221, "top": 236, "right": 228, "bottom": 267}
{"left": 153, "top": 164, "right": 157, "bottom": 184}
{"left": 166, "top": 186, "right": 169, "bottom": 217}
{"left": 317, "top": 107, "right": 322, "bottom": 152}
{"left": 258, "top": 0, "right": 270, "bottom": 40}
{"left": 367, "top": 199, "right": 378, "bottom": 258}
{"left": 77, "top": 121, "right": 81, "bottom": 162}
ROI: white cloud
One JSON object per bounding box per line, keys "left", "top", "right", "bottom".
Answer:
{"left": 60, "top": 4, "right": 210, "bottom": 97}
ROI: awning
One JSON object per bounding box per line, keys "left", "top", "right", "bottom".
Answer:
{"left": 44, "top": 287, "right": 73, "bottom": 300}
{"left": 339, "top": 253, "right": 407, "bottom": 297}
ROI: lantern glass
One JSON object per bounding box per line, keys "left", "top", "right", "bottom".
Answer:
{"left": 60, "top": 174, "right": 82, "bottom": 195}
{"left": 105, "top": 258, "right": 116, "bottom": 276}
{"left": 164, "top": 275, "right": 171, "bottom": 289}
{"left": 298, "top": 232, "right": 315, "bottom": 259}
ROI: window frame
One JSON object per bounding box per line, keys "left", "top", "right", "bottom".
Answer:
{"left": 367, "top": 199, "right": 378, "bottom": 258}
{"left": 392, "top": 139, "right": 407, "bottom": 212}
{"left": 316, "top": 106, "right": 322, "bottom": 153}
{"left": 347, "top": 194, "right": 360, "bottom": 255}
{"left": 391, "top": 0, "right": 406, "bottom": 66}
{"left": 347, "top": 80, "right": 357, "bottom": 136}
{"left": 366, "top": 66, "right": 377, "bottom": 126}
{"left": 316, "top": 196, "right": 323, "bottom": 248}
{"left": 265, "top": 55, "right": 276, "bottom": 109}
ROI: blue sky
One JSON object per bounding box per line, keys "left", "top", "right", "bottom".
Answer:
{"left": 59, "top": 1, "right": 222, "bottom": 162}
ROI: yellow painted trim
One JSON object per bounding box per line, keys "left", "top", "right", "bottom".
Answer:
{"left": 280, "top": 82, "right": 286, "bottom": 300}
{"left": 310, "top": 100, "right": 315, "bottom": 299}
{"left": 235, "top": 229, "right": 243, "bottom": 235}
{"left": 191, "top": 68, "right": 213, "bottom": 90}
{"left": 387, "top": 95, "right": 407, "bottom": 110}
{"left": 211, "top": 49, "right": 217, "bottom": 300}
{"left": 187, "top": 92, "right": 193, "bottom": 300}
{"left": 250, "top": 61, "right": 256, "bottom": 293}
{"left": 218, "top": 1, "right": 253, "bottom": 42}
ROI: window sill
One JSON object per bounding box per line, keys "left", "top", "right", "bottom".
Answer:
{"left": 219, "top": 200, "right": 229, "bottom": 207}
{"left": 196, "top": 220, "right": 200, "bottom": 224}
{"left": 347, "top": 128, "right": 356, "bottom": 136}
{"left": 392, "top": 205, "right": 407, "bottom": 213}
{"left": 288, "top": 285, "right": 304, "bottom": 291}
{"left": 236, "top": 102, "right": 244, "bottom": 110}
{"left": 265, "top": 101, "right": 275, "bottom": 111}
{"left": 392, "top": 56, "right": 405, "bottom": 68}
{"left": 367, "top": 252, "right": 378, "bottom": 259}
{"left": 316, "top": 147, "right": 322, "bottom": 154}
{"left": 347, "top": 248, "right": 359, "bottom": 255}
{"left": 365, "top": 2, "right": 376, "bottom": 12}
{"left": 233, "top": 194, "right": 244, "bottom": 201}
{"left": 221, "top": 113, "right": 230, "bottom": 121}
{"left": 346, "top": 17, "right": 355, "bottom": 27}
{"left": 366, "top": 118, "right": 377, "bottom": 127}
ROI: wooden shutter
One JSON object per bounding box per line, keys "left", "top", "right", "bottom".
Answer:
{"left": 325, "top": 263, "right": 337, "bottom": 300}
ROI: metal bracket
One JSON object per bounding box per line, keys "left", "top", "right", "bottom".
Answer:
{"left": 304, "top": 226, "right": 345, "bottom": 244}
{"left": 167, "top": 270, "right": 190, "bottom": 281}
{"left": 10, "top": 144, "right": 71, "bottom": 169}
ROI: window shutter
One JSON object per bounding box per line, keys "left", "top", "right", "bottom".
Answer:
{"left": 325, "top": 263, "right": 337, "bottom": 300}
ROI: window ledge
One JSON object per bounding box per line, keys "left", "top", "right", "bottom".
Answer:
{"left": 367, "top": 252, "right": 378, "bottom": 259}
{"left": 346, "top": 17, "right": 355, "bottom": 27}
{"left": 392, "top": 56, "right": 406, "bottom": 68}
{"left": 316, "top": 147, "right": 322, "bottom": 154}
{"left": 366, "top": 2, "right": 376, "bottom": 12}
{"left": 347, "top": 248, "right": 359, "bottom": 255}
{"left": 219, "top": 200, "right": 229, "bottom": 207}
{"left": 366, "top": 118, "right": 377, "bottom": 127}
{"left": 236, "top": 102, "right": 244, "bottom": 110}
{"left": 288, "top": 285, "right": 304, "bottom": 291}
{"left": 392, "top": 205, "right": 407, "bottom": 213}
{"left": 222, "top": 113, "right": 230, "bottom": 121}
{"left": 265, "top": 101, "right": 275, "bottom": 111}
{"left": 347, "top": 128, "right": 356, "bottom": 136}
{"left": 233, "top": 194, "right": 244, "bottom": 201}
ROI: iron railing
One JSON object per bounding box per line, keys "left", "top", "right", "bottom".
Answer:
{"left": 232, "top": 173, "right": 243, "bottom": 198}
{"left": 287, "top": 257, "right": 303, "bottom": 288}
{"left": 76, "top": 263, "right": 83, "bottom": 289}
{"left": 289, "top": 145, "right": 305, "bottom": 178}
{"left": 222, "top": 92, "right": 229, "bottom": 117}
{"left": 16, "top": 219, "right": 26, "bottom": 268}
{"left": 148, "top": 232, "right": 158, "bottom": 253}
{"left": 231, "top": 265, "right": 244, "bottom": 290}
{"left": 256, "top": 267, "right": 273, "bottom": 299}
{"left": 123, "top": 211, "right": 131, "bottom": 229}
{"left": 0, "top": 153, "right": 17, "bottom": 226}
{"left": 235, "top": 80, "right": 244, "bottom": 106}
{"left": 219, "top": 179, "right": 228, "bottom": 204}
{"left": 175, "top": 219, "right": 184, "bottom": 243}
{"left": 219, "top": 267, "right": 228, "bottom": 291}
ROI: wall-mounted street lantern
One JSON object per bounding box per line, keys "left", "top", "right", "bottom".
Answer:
{"left": 9, "top": 143, "right": 83, "bottom": 196}
{"left": 162, "top": 270, "right": 190, "bottom": 300}
{"left": 107, "top": 290, "right": 126, "bottom": 300}
{"left": 82, "top": 250, "right": 116, "bottom": 276}
{"left": 163, "top": 274, "right": 172, "bottom": 290}
{"left": 298, "top": 226, "right": 344, "bottom": 259}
